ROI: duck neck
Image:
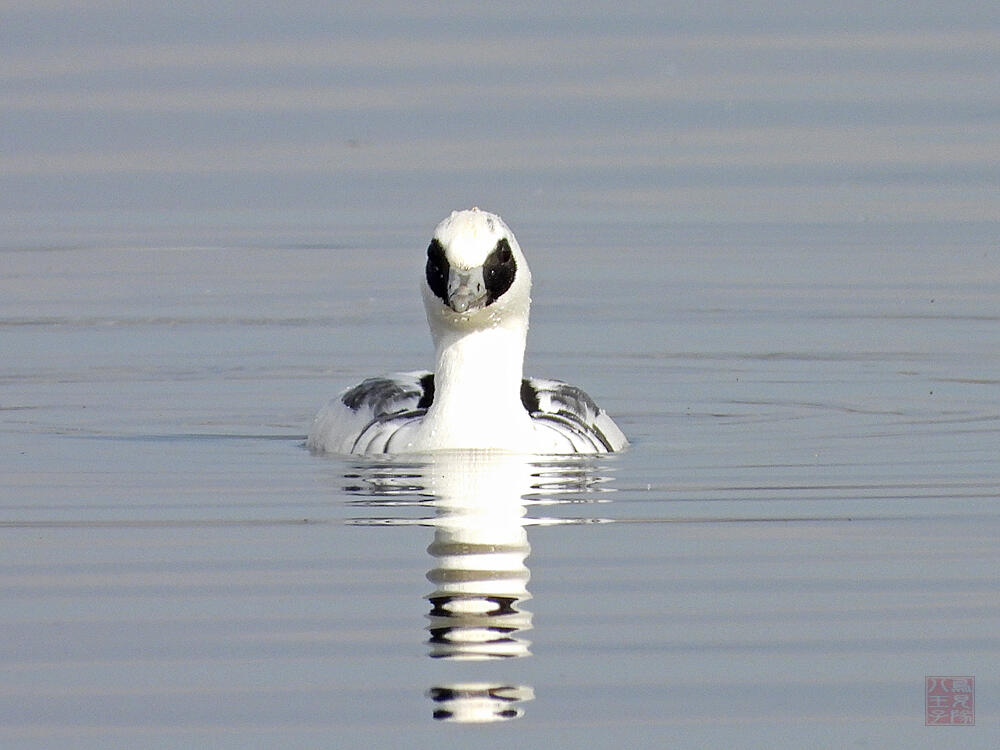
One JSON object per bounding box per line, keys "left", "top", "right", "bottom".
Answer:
{"left": 428, "top": 323, "right": 528, "bottom": 427}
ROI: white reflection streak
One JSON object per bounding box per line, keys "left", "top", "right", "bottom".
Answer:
{"left": 422, "top": 452, "right": 537, "bottom": 662}
{"left": 346, "top": 451, "right": 615, "bottom": 722}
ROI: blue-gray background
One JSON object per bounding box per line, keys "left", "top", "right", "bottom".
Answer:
{"left": 4, "top": 1, "right": 997, "bottom": 245}
{"left": 2, "top": 3, "right": 998, "bottom": 749}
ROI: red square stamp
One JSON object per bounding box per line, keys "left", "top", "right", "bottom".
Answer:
{"left": 925, "top": 676, "right": 975, "bottom": 725}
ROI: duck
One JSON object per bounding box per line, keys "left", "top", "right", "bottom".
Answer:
{"left": 307, "top": 208, "right": 627, "bottom": 454}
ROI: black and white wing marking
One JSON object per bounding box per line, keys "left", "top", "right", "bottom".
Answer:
{"left": 307, "top": 371, "right": 433, "bottom": 454}
{"left": 521, "top": 377, "right": 629, "bottom": 453}
{"left": 308, "top": 372, "right": 627, "bottom": 455}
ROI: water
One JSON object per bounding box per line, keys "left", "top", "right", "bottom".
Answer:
{"left": 2, "top": 3, "right": 999, "bottom": 748}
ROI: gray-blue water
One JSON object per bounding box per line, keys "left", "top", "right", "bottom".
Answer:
{"left": 2, "top": 3, "right": 999, "bottom": 748}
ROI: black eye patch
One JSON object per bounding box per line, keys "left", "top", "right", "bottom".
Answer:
{"left": 483, "top": 238, "right": 516, "bottom": 303}
{"left": 426, "top": 239, "right": 449, "bottom": 303}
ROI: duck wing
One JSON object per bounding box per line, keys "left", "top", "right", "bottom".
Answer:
{"left": 307, "top": 371, "right": 433, "bottom": 454}
{"left": 521, "top": 377, "right": 629, "bottom": 453}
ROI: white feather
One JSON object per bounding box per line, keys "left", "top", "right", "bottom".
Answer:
{"left": 307, "top": 208, "right": 627, "bottom": 455}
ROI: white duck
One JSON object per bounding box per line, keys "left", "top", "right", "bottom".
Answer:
{"left": 307, "top": 208, "right": 627, "bottom": 454}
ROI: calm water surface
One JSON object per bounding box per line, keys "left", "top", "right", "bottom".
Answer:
{"left": 2, "top": 2, "right": 999, "bottom": 748}
{"left": 3, "top": 223, "right": 998, "bottom": 748}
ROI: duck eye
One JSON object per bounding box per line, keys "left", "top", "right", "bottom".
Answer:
{"left": 425, "top": 239, "right": 449, "bottom": 302}
{"left": 483, "top": 238, "right": 516, "bottom": 302}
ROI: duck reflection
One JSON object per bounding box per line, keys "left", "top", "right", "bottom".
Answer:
{"left": 423, "top": 452, "right": 536, "bottom": 661}
{"left": 427, "top": 683, "right": 536, "bottom": 723}
{"left": 344, "top": 451, "right": 615, "bottom": 722}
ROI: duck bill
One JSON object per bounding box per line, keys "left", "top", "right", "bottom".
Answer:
{"left": 447, "top": 268, "right": 489, "bottom": 313}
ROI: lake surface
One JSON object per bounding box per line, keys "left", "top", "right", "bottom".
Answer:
{"left": 2, "top": 3, "right": 999, "bottom": 748}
